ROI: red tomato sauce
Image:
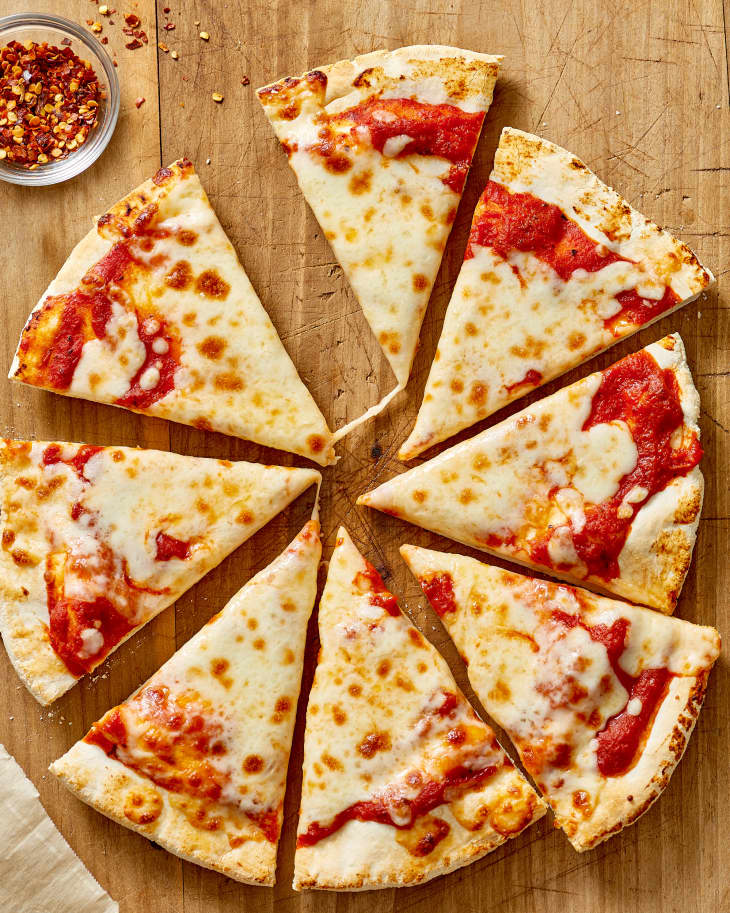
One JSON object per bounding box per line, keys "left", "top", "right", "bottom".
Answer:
{"left": 19, "top": 215, "right": 181, "bottom": 405}
{"left": 115, "top": 313, "right": 179, "bottom": 411}
{"left": 354, "top": 560, "right": 400, "bottom": 616}
{"left": 530, "top": 350, "right": 702, "bottom": 582}
{"left": 296, "top": 761, "right": 499, "bottom": 849}
{"left": 47, "top": 590, "right": 134, "bottom": 678}
{"left": 465, "top": 180, "right": 679, "bottom": 331}
{"left": 86, "top": 685, "right": 281, "bottom": 842}
{"left": 155, "top": 531, "right": 191, "bottom": 562}
{"left": 42, "top": 442, "right": 103, "bottom": 476}
{"left": 418, "top": 572, "right": 457, "bottom": 617}
{"left": 324, "top": 97, "right": 484, "bottom": 193}
{"left": 551, "top": 610, "right": 671, "bottom": 776}
{"left": 505, "top": 368, "right": 543, "bottom": 395}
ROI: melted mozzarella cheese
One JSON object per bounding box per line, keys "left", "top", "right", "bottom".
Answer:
{"left": 70, "top": 302, "right": 146, "bottom": 401}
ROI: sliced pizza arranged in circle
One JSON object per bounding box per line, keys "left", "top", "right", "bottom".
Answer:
{"left": 401, "top": 546, "right": 720, "bottom": 851}
{"left": 10, "top": 159, "right": 334, "bottom": 465}
{"left": 400, "top": 127, "right": 714, "bottom": 460}
{"left": 0, "top": 439, "right": 319, "bottom": 704}
{"left": 258, "top": 46, "right": 500, "bottom": 427}
{"left": 361, "top": 334, "right": 703, "bottom": 613}
{"left": 293, "top": 527, "right": 545, "bottom": 891}
{"left": 51, "top": 520, "right": 321, "bottom": 886}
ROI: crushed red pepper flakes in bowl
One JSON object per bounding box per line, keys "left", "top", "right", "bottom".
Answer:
{"left": 0, "top": 39, "right": 104, "bottom": 168}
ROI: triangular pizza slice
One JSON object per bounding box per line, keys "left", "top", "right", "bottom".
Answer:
{"left": 0, "top": 439, "right": 319, "bottom": 704}
{"left": 402, "top": 546, "right": 721, "bottom": 851}
{"left": 258, "top": 46, "right": 500, "bottom": 415}
{"left": 10, "top": 159, "right": 334, "bottom": 465}
{"left": 51, "top": 520, "right": 321, "bottom": 886}
{"left": 361, "top": 334, "right": 703, "bottom": 613}
{"left": 400, "top": 127, "right": 714, "bottom": 459}
{"left": 293, "top": 527, "right": 545, "bottom": 891}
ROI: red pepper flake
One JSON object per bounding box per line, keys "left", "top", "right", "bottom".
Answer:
{"left": 0, "top": 39, "right": 103, "bottom": 169}
{"left": 124, "top": 12, "right": 140, "bottom": 27}
{"left": 163, "top": 22, "right": 175, "bottom": 30}
{"left": 134, "top": 96, "right": 145, "bottom": 108}
{"left": 125, "top": 38, "right": 143, "bottom": 50}
{"left": 60, "top": 37, "right": 72, "bottom": 46}
{"left": 241, "top": 75, "right": 250, "bottom": 86}
{"left": 101, "top": 36, "right": 108, "bottom": 44}
{"left": 163, "top": 6, "right": 170, "bottom": 12}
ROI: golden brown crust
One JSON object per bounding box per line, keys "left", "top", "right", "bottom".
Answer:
{"left": 51, "top": 743, "right": 276, "bottom": 886}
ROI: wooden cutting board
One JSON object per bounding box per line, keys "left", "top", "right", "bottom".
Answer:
{"left": 0, "top": 1, "right": 727, "bottom": 911}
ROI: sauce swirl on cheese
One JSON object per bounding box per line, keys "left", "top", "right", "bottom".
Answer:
{"left": 309, "top": 97, "right": 484, "bottom": 193}
{"left": 466, "top": 180, "right": 681, "bottom": 332}
{"left": 530, "top": 351, "right": 702, "bottom": 581}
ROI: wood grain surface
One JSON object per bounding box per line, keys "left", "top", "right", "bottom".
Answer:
{"left": 0, "top": 1, "right": 727, "bottom": 911}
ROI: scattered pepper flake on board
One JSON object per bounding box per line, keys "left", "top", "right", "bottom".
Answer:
{"left": 211, "top": 92, "right": 223, "bottom": 103}
{"left": 241, "top": 75, "right": 250, "bottom": 85}
{"left": 134, "top": 96, "right": 145, "bottom": 108}
{"left": 0, "top": 39, "right": 103, "bottom": 168}
{"left": 170, "top": 50, "right": 179, "bottom": 60}
{"left": 124, "top": 12, "right": 140, "bottom": 28}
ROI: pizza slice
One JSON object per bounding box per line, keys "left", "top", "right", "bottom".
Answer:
{"left": 293, "top": 527, "right": 545, "bottom": 891}
{"left": 401, "top": 546, "right": 721, "bottom": 851}
{"left": 51, "top": 520, "right": 321, "bottom": 886}
{"left": 361, "top": 334, "right": 703, "bottom": 613}
{"left": 0, "top": 439, "right": 319, "bottom": 704}
{"left": 10, "top": 159, "right": 334, "bottom": 465}
{"left": 258, "top": 46, "right": 500, "bottom": 420}
{"left": 399, "top": 127, "right": 714, "bottom": 459}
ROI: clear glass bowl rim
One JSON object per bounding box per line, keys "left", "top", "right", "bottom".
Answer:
{"left": 0, "top": 11, "right": 120, "bottom": 186}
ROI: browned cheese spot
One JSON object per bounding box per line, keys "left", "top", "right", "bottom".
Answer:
{"left": 468, "top": 381, "right": 488, "bottom": 407}
{"left": 195, "top": 270, "right": 231, "bottom": 300}
{"left": 124, "top": 789, "right": 163, "bottom": 825}
{"left": 177, "top": 229, "right": 197, "bottom": 246}
{"left": 332, "top": 705, "right": 347, "bottom": 725}
{"left": 211, "top": 657, "right": 232, "bottom": 689}
{"left": 198, "top": 336, "right": 227, "bottom": 360}
{"left": 165, "top": 260, "right": 193, "bottom": 290}
{"left": 214, "top": 372, "right": 244, "bottom": 391}
{"left": 357, "top": 731, "right": 391, "bottom": 758}
{"left": 322, "top": 752, "right": 343, "bottom": 771}
{"left": 349, "top": 170, "right": 372, "bottom": 195}
{"left": 412, "top": 273, "right": 428, "bottom": 293}
{"left": 243, "top": 754, "right": 264, "bottom": 774}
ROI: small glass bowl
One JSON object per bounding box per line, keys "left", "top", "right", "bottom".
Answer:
{"left": 0, "top": 12, "right": 120, "bottom": 186}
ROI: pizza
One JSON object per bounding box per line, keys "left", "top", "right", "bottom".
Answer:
{"left": 9, "top": 159, "right": 334, "bottom": 465}
{"left": 360, "top": 334, "right": 703, "bottom": 613}
{"left": 293, "top": 526, "right": 545, "bottom": 890}
{"left": 51, "top": 521, "right": 321, "bottom": 886}
{"left": 258, "top": 46, "right": 500, "bottom": 425}
{"left": 399, "top": 127, "right": 714, "bottom": 459}
{"left": 401, "top": 546, "right": 721, "bottom": 851}
{"left": 0, "top": 439, "right": 319, "bottom": 704}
